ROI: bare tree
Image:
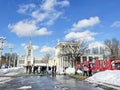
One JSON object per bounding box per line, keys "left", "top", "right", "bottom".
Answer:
{"left": 44, "top": 53, "right": 51, "bottom": 64}
{"left": 61, "top": 40, "right": 88, "bottom": 67}
{"left": 104, "top": 38, "right": 120, "bottom": 58}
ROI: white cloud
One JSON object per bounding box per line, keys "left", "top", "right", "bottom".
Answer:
{"left": 8, "top": 20, "right": 52, "bottom": 37}
{"left": 65, "top": 30, "right": 97, "bottom": 42}
{"left": 57, "top": 0, "right": 70, "bottom": 7}
{"left": 34, "top": 27, "right": 52, "bottom": 36}
{"left": 45, "top": 12, "right": 62, "bottom": 25}
{"left": 71, "top": 16, "right": 100, "bottom": 31}
{"left": 31, "top": 11, "right": 48, "bottom": 22}
{"left": 40, "top": 0, "right": 56, "bottom": 11}
{"left": 88, "top": 41, "right": 105, "bottom": 49}
{"left": 111, "top": 21, "right": 120, "bottom": 27}
{"left": 31, "top": 0, "right": 65, "bottom": 25}
{"left": 40, "top": 0, "right": 69, "bottom": 11}
{"left": 17, "top": 4, "right": 36, "bottom": 14}
{"left": 9, "top": 0, "right": 70, "bottom": 37}
{"left": 33, "top": 45, "right": 39, "bottom": 50}
{"left": 8, "top": 20, "right": 37, "bottom": 37}
{"left": 40, "top": 45, "right": 55, "bottom": 53}
{"left": 21, "top": 43, "right": 39, "bottom": 50}
{"left": 18, "top": 0, "right": 69, "bottom": 24}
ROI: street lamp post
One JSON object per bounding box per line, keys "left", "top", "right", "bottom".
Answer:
{"left": 0, "top": 36, "right": 6, "bottom": 68}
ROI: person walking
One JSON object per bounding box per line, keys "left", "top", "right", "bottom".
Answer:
{"left": 54, "top": 66, "right": 57, "bottom": 74}
{"left": 26, "top": 66, "right": 29, "bottom": 74}
{"left": 83, "top": 65, "right": 88, "bottom": 76}
{"left": 88, "top": 64, "right": 92, "bottom": 76}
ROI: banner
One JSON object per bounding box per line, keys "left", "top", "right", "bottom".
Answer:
{"left": 104, "top": 59, "right": 112, "bottom": 70}
{"left": 94, "top": 60, "right": 101, "bottom": 70}
{"left": 83, "top": 61, "right": 89, "bottom": 66}
{"left": 75, "top": 61, "right": 79, "bottom": 69}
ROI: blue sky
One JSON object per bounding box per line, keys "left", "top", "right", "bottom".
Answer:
{"left": 0, "top": 0, "right": 120, "bottom": 57}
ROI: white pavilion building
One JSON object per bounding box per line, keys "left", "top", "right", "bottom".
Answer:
{"left": 48, "top": 41, "right": 104, "bottom": 71}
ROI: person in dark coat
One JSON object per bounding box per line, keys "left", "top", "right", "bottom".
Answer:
{"left": 26, "top": 66, "right": 29, "bottom": 73}
{"left": 88, "top": 64, "right": 92, "bottom": 76}
{"left": 29, "top": 66, "right": 32, "bottom": 74}
{"left": 52, "top": 66, "right": 54, "bottom": 74}
{"left": 54, "top": 66, "right": 57, "bottom": 73}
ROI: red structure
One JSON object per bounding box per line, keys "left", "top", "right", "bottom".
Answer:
{"left": 75, "top": 58, "right": 120, "bottom": 71}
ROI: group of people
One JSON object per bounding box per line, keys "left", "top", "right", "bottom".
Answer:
{"left": 25, "top": 65, "right": 57, "bottom": 74}
{"left": 83, "top": 64, "right": 92, "bottom": 77}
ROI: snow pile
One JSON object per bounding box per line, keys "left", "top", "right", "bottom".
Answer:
{"left": 86, "top": 70, "right": 120, "bottom": 86}
{"left": 77, "top": 69, "right": 83, "bottom": 74}
{"left": 0, "top": 67, "right": 24, "bottom": 84}
{"left": 57, "top": 67, "right": 83, "bottom": 74}
{"left": 57, "top": 68, "right": 64, "bottom": 74}
{"left": 65, "top": 67, "right": 75, "bottom": 74}
{"left": 0, "top": 67, "right": 23, "bottom": 75}
{"left": 17, "top": 86, "right": 32, "bottom": 89}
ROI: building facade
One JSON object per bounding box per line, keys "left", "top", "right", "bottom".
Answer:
{"left": 48, "top": 41, "right": 104, "bottom": 70}
{"left": 17, "top": 39, "right": 104, "bottom": 70}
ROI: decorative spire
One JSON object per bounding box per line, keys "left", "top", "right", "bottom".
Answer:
{"left": 29, "top": 37, "right": 32, "bottom": 46}
{"left": 27, "top": 37, "right": 33, "bottom": 56}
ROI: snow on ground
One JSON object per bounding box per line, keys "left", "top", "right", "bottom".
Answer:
{"left": 0, "top": 67, "right": 24, "bottom": 75}
{"left": 57, "top": 68, "right": 65, "bottom": 74}
{"left": 86, "top": 70, "right": 120, "bottom": 88}
{"left": 57, "top": 67, "right": 76, "bottom": 74}
{"left": 1, "top": 66, "right": 120, "bottom": 89}
{"left": 65, "top": 67, "right": 75, "bottom": 74}
{"left": 17, "top": 86, "right": 32, "bottom": 90}
{"left": 0, "top": 67, "right": 24, "bottom": 84}
{"left": 64, "top": 67, "right": 82, "bottom": 74}
{"left": 64, "top": 67, "right": 120, "bottom": 89}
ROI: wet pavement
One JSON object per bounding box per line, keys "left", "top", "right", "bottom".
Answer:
{"left": 0, "top": 75, "right": 118, "bottom": 90}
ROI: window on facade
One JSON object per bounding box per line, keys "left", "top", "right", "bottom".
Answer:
{"left": 82, "top": 56, "right": 87, "bottom": 61}
{"left": 92, "top": 47, "right": 99, "bottom": 54}
{"left": 89, "top": 57, "right": 93, "bottom": 61}
{"left": 28, "top": 50, "right": 31, "bottom": 56}
{"left": 94, "top": 57, "right": 99, "bottom": 60}
{"left": 34, "top": 60, "right": 41, "bottom": 63}
{"left": 86, "top": 49, "right": 90, "bottom": 54}
{"left": 19, "top": 60, "right": 24, "bottom": 64}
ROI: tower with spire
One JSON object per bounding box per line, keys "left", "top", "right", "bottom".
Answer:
{"left": 25, "top": 38, "right": 34, "bottom": 66}
{"left": 26, "top": 38, "right": 33, "bottom": 57}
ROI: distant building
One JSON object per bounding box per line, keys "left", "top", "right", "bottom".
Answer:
{"left": 18, "top": 39, "right": 104, "bottom": 70}
{"left": 4, "top": 53, "right": 18, "bottom": 67}
{"left": 17, "top": 39, "right": 46, "bottom": 67}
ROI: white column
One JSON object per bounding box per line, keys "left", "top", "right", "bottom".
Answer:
{"left": 81, "top": 56, "right": 83, "bottom": 63}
